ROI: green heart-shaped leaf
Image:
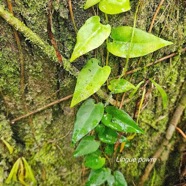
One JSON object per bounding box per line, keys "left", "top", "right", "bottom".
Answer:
{"left": 74, "top": 136, "right": 100, "bottom": 157}
{"left": 107, "top": 26, "right": 173, "bottom": 58}
{"left": 84, "top": 0, "right": 101, "bottom": 9}
{"left": 107, "top": 175, "right": 115, "bottom": 186}
{"left": 113, "top": 171, "right": 128, "bottom": 186}
{"left": 99, "top": 0, "right": 131, "bottom": 14}
{"left": 70, "top": 16, "right": 111, "bottom": 62}
{"left": 71, "top": 58, "right": 111, "bottom": 107}
{"left": 72, "top": 99, "right": 104, "bottom": 143}
{"left": 108, "top": 79, "right": 136, "bottom": 94}
{"left": 86, "top": 168, "right": 111, "bottom": 186}
{"left": 98, "top": 127, "right": 118, "bottom": 144}
{"left": 102, "top": 106, "right": 144, "bottom": 133}
{"left": 85, "top": 151, "right": 105, "bottom": 170}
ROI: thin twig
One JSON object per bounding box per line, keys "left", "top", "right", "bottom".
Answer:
{"left": 126, "top": 47, "right": 186, "bottom": 75}
{"left": 148, "top": 0, "right": 165, "bottom": 33}
{"left": 11, "top": 94, "right": 73, "bottom": 124}
{"left": 119, "top": 93, "right": 126, "bottom": 109}
{"left": 68, "top": 0, "right": 77, "bottom": 33}
{"left": 139, "top": 92, "right": 186, "bottom": 186}
{"left": 176, "top": 127, "right": 186, "bottom": 139}
{"left": 47, "top": 0, "right": 63, "bottom": 64}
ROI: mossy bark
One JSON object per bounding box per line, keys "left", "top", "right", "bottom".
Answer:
{"left": 0, "top": 0, "right": 185, "bottom": 186}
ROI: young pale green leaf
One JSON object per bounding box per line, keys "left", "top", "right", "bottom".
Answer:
{"left": 22, "top": 157, "right": 37, "bottom": 184}
{"left": 99, "top": 0, "right": 130, "bottom": 14}
{"left": 72, "top": 99, "right": 104, "bottom": 143}
{"left": 113, "top": 171, "right": 128, "bottom": 186}
{"left": 84, "top": 0, "right": 101, "bottom": 9}
{"left": 1, "top": 138, "right": 13, "bottom": 154}
{"left": 129, "top": 81, "right": 144, "bottom": 98}
{"left": 98, "top": 127, "right": 118, "bottom": 144}
{"left": 86, "top": 168, "right": 111, "bottom": 186}
{"left": 6, "top": 158, "right": 21, "bottom": 183}
{"left": 107, "top": 26, "right": 173, "bottom": 58}
{"left": 108, "top": 79, "right": 136, "bottom": 94}
{"left": 71, "top": 58, "right": 111, "bottom": 107}
{"left": 70, "top": 16, "right": 111, "bottom": 62}
{"left": 85, "top": 151, "right": 105, "bottom": 169}
{"left": 74, "top": 136, "right": 100, "bottom": 157}
{"left": 102, "top": 106, "right": 144, "bottom": 133}
{"left": 150, "top": 79, "right": 168, "bottom": 109}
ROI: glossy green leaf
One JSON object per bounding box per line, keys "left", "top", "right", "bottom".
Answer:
{"left": 102, "top": 106, "right": 144, "bottom": 133}
{"left": 150, "top": 79, "right": 168, "bottom": 109}
{"left": 99, "top": 0, "right": 131, "bottom": 14}
{"left": 71, "top": 58, "right": 111, "bottom": 107}
{"left": 70, "top": 16, "right": 111, "bottom": 62}
{"left": 86, "top": 168, "right": 111, "bottom": 186}
{"left": 84, "top": 0, "right": 101, "bottom": 9}
{"left": 107, "top": 175, "right": 115, "bottom": 186}
{"left": 108, "top": 79, "right": 135, "bottom": 94}
{"left": 95, "top": 124, "right": 105, "bottom": 134}
{"left": 113, "top": 171, "right": 128, "bottom": 186}
{"left": 85, "top": 151, "right": 105, "bottom": 169}
{"left": 107, "top": 26, "right": 173, "bottom": 58}
{"left": 74, "top": 136, "right": 100, "bottom": 157}
{"left": 98, "top": 127, "right": 118, "bottom": 144}
{"left": 72, "top": 99, "right": 104, "bottom": 143}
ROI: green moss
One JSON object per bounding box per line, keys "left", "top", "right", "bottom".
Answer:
{"left": 0, "top": 0, "right": 185, "bottom": 185}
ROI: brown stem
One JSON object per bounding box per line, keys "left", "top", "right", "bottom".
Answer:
{"left": 11, "top": 95, "right": 73, "bottom": 124}
{"left": 126, "top": 47, "right": 186, "bottom": 75}
{"left": 148, "top": 0, "right": 165, "bottom": 33}
{"left": 47, "top": 0, "right": 63, "bottom": 64}
{"left": 68, "top": 0, "right": 77, "bottom": 33}
{"left": 176, "top": 127, "right": 186, "bottom": 139}
{"left": 6, "top": 0, "right": 25, "bottom": 95}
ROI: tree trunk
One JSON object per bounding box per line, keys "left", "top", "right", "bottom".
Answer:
{"left": 0, "top": 0, "right": 185, "bottom": 185}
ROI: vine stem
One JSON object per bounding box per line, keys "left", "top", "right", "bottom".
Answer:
{"left": 121, "top": 1, "right": 140, "bottom": 77}
{"left": 105, "top": 13, "right": 109, "bottom": 66}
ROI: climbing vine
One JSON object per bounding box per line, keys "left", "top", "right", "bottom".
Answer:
{"left": 70, "top": 0, "right": 172, "bottom": 185}
{"left": 0, "top": 0, "right": 178, "bottom": 185}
